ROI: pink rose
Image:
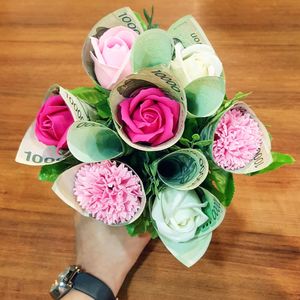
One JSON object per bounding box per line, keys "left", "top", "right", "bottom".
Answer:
{"left": 119, "top": 88, "right": 180, "bottom": 146}
{"left": 35, "top": 95, "right": 74, "bottom": 152}
{"left": 90, "top": 26, "right": 138, "bottom": 89}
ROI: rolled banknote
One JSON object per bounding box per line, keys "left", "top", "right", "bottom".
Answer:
{"left": 152, "top": 187, "right": 225, "bottom": 267}
{"left": 15, "top": 85, "right": 95, "bottom": 166}
{"left": 130, "top": 28, "right": 174, "bottom": 72}
{"left": 52, "top": 162, "right": 146, "bottom": 226}
{"left": 67, "top": 120, "right": 126, "bottom": 163}
{"left": 82, "top": 7, "right": 144, "bottom": 86}
{"left": 194, "top": 187, "right": 226, "bottom": 237}
{"left": 185, "top": 76, "right": 225, "bottom": 118}
{"left": 109, "top": 65, "right": 187, "bottom": 151}
{"left": 168, "top": 15, "right": 212, "bottom": 47}
{"left": 168, "top": 15, "right": 225, "bottom": 118}
{"left": 155, "top": 148, "right": 209, "bottom": 190}
{"left": 201, "top": 101, "right": 273, "bottom": 174}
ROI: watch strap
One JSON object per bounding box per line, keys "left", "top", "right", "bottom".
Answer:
{"left": 73, "top": 272, "right": 115, "bottom": 300}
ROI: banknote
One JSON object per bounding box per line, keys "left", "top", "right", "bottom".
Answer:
{"left": 201, "top": 101, "right": 273, "bottom": 174}
{"left": 156, "top": 186, "right": 224, "bottom": 267}
{"left": 158, "top": 232, "right": 212, "bottom": 267}
{"left": 195, "top": 187, "right": 226, "bottom": 237}
{"left": 15, "top": 85, "right": 95, "bottom": 166}
{"left": 82, "top": 7, "right": 144, "bottom": 84}
{"left": 168, "top": 15, "right": 212, "bottom": 48}
{"left": 52, "top": 163, "right": 147, "bottom": 226}
{"left": 109, "top": 65, "right": 187, "bottom": 151}
{"left": 67, "top": 120, "right": 125, "bottom": 163}
{"left": 131, "top": 28, "right": 174, "bottom": 72}
{"left": 156, "top": 149, "right": 209, "bottom": 190}
{"left": 185, "top": 76, "right": 225, "bottom": 118}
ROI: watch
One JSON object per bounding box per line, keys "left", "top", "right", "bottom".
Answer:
{"left": 50, "top": 265, "right": 115, "bottom": 300}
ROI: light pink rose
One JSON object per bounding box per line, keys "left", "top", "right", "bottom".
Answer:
{"left": 119, "top": 88, "right": 180, "bottom": 146}
{"left": 90, "top": 26, "right": 138, "bottom": 89}
{"left": 35, "top": 95, "right": 74, "bottom": 152}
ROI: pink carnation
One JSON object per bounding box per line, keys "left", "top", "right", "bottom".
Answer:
{"left": 212, "top": 108, "right": 262, "bottom": 170}
{"left": 73, "top": 161, "right": 143, "bottom": 225}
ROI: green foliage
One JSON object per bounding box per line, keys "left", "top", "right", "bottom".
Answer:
{"left": 39, "top": 156, "right": 80, "bottom": 182}
{"left": 126, "top": 209, "right": 158, "bottom": 239}
{"left": 203, "top": 161, "right": 235, "bottom": 207}
{"left": 227, "top": 91, "right": 252, "bottom": 102}
{"left": 209, "top": 91, "right": 251, "bottom": 125}
{"left": 179, "top": 128, "right": 212, "bottom": 149}
{"left": 70, "top": 86, "right": 111, "bottom": 119}
{"left": 143, "top": 6, "right": 159, "bottom": 29}
{"left": 248, "top": 152, "right": 295, "bottom": 176}
{"left": 121, "top": 151, "right": 164, "bottom": 238}
{"left": 134, "top": 12, "right": 147, "bottom": 31}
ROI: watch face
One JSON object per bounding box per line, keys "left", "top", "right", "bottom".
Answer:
{"left": 50, "top": 265, "right": 81, "bottom": 299}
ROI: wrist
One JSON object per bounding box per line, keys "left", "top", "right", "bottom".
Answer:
{"left": 76, "top": 262, "right": 126, "bottom": 297}
{"left": 50, "top": 265, "right": 117, "bottom": 300}
{"left": 62, "top": 290, "right": 93, "bottom": 300}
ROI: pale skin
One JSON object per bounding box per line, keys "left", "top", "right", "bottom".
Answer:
{"left": 62, "top": 213, "right": 150, "bottom": 299}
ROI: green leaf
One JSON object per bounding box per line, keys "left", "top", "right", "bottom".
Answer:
{"left": 131, "top": 29, "right": 174, "bottom": 72}
{"left": 227, "top": 91, "right": 252, "bottom": 102}
{"left": 203, "top": 162, "right": 235, "bottom": 207}
{"left": 126, "top": 210, "right": 158, "bottom": 239}
{"left": 70, "top": 86, "right": 111, "bottom": 119}
{"left": 143, "top": 8, "right": 151, "bottom": 24}
{"left": 70, "top": 86, "right": 105, "bottom": 105}
{"left": 193, "top": 140, "right": 213, "bottom": 147}
{"left": 192, "top": 134, "right": 200, "bottom": 141}
{"left": 94, "top": 84, "right": 110, "bottom": 96}
{"left": 185, "top": 76, "right": 226, "bottom": 118}
{"left": 95, "top": 99, "right": 111, "bottom": 119}
{"left": 179, "top": 137, "right": 191, "bottom": 147}
{"left": 248, "top": 152, "right": 295, "bottom": 176}
{"left": 208, "top": 91, "right": 251, "bottom": 125}
{"left": 134, "top": 12, "right": 147, "bottom": 31}
{"left": 39, "top": 156, "right": 80, "bottom": 182}
{"left": 182, "top": 118, "right": 199, "bottom": 140}
{"left": 143, "top": 6, "right": 159, "bottom": 29}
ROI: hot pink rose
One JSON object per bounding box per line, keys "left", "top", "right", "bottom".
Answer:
{"left": 35, "top": 95, "right": 74, "bottom": 152}
{"left": 119, "top": 88, "right": 180, "bottom": 146}
{"left": 90, "top": 26, "right": 138, "bottom": 89}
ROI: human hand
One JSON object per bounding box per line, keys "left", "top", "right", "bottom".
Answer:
{"left": 62, "top": 213, "right": 150, "bottom": 299}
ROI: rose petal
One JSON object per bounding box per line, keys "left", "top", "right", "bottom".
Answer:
{"left": 90, "top": 36, "right": 105, "bottom": 64}
{"left": 56, "top": 127, "right": 70, "bottom": 151}
{"left": 102, "top": 37, "right": 130, "bottom": 68}
{"left": 35, "top": 124, "right": 58, "bottom": 146}
{"left": 119, "top": 98, "right": 143, "bottom": 134}
{"left": 98, "top": 26, "right": 137, "bottom": 50}
{"left": 91, "top": 51, "right": 119, "bottom": 89}
{"left": 125, "top": 126, "right": 165, "bottom": 144}
{"left": 41, "top": 105, "right": 69, "bottom": 116}
{"left": 116, "top": 30, "right": 137, "bottom": 48}
{"left": 145, "top": 95, "right": 180, "bottom": 127}
{"left": 129, "top": 88, "right": 166, "bottom": 114}
{"left": 134, "top": 102, "right": 163, "bottom": 132}
{"left": 49, "top": 110, "right": 74, "bottom": 140}
{"left": 151, "top": 102, "right": 177, "bottom": 146}
{"left": 35, "top": 95, "right": 74, "bottom": 148}
{"left": 152, "top": 188, "right": 208, "bottom": 243}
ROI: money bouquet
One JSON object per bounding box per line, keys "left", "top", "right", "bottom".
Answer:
{"left": 16, "top": 7, "right": 294, "bottom": 267}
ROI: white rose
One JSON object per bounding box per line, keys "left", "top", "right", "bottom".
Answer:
{"left": 170, "top": 43, "right": 223, "bottom": 87}
{"left": 152, "top": 188, "right": 208, "bottom": 242}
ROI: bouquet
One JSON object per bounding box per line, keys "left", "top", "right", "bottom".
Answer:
{"left": 16, "top": 7, "right": 294, "bottom": 267}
